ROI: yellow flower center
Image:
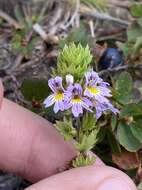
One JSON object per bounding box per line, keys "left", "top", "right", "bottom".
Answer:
{"left": 55, "top": 92, "right": 64, "bottom": 101}
{"left": 71, "top": 97, "right": 82, "bottom": 103}
{"left": 87, "top": 86, "right": 100, "bottom": 95}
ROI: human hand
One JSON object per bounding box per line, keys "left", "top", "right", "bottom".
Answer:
{"left": 0, "top": 80, "right": 137, "bottom": 190}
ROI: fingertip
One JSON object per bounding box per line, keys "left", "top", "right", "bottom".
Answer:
{"left": 87, "top": 151, "right": 105, "bottom": 166}
{"left": 0, "top": 79, "right": 4, "bottom": 108}
{"left": 97, "top": 177, "right": 135, "bottom": 190}
{"left": 25, "top": 166, "right": 137, "bottom": 190}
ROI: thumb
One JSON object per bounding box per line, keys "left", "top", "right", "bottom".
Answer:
{"left": 25, "top": 165, "right": 137, "bottom": 190}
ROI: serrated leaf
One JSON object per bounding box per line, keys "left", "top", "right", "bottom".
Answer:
{"left": 72, "top": 154, "right": 96, "bottom": 168}
{"left": 75, "top": 130, "right": 98, "bottom": 152}
{"left": 117, "top": 122, "right": 141, "bottom": 152}
{"left": 21, "top": 78, "right": 49, "bottom": 101}
{"left": 52, "top": 43, "right": 92, "bottom": 82}
{"left": 54, "top": 117, "right": 76, "bottom": 140}
{"left": 82, "top": 113, "right": 97, "bottom": 131}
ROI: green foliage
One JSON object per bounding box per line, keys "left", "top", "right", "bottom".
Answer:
{"left": 12, "top": 30, "right": 38, "bottom": 57}
{"left": 113, "top": 72, "right": 133, "bottom": 104}
{"left": 130, "top": 119, "right": 142, "bottom": 143}
{"left": 59, "top": 26, "right": 89, "bottom": 48}
{"left": 117, "top": 4, "right": 142, "bottom": 59}
{"left": 75, "top": 130, "right": 98, "bottom": 152}
{"left": 130, "top": 3, "right": 142, "bottom": 18}
{"left": 21, "top": 78, "right": 49, "bottom": 101}
{"left": 74, "top": 113, "right": 99, "bottom": 153}
{"left": 82, "top": 113, "right": 97, "bottom": 131}
{"left": 52, "top": 43, "right": 92, "bottom": 82}
{"left": 81, "top": 0, "right": 107, "bottom": 11}
{"left": 112, "top": 72, "right": 142, "bottom": 152}
{"left": 54, "top": 117, "right": 76, "bottom": 140}
{"left": 72, "top": 154, "right": 96, "bottom": 168}
{"left": 117, "top": 122, "right": 141, "bottom": 152}
{"left": 111, "top": 115, "right": 117, "bottom": 131}
{"left": 120, "top": 102, "right": 142, "bottom": 118}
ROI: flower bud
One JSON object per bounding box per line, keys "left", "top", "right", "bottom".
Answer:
{"left": 66, "top": 74, "right": 74, "bottom": 85}
{"left": 124, "top": 116, "right": 133, "bottom": 125}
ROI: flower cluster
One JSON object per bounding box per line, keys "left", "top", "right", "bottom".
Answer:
{"left": 44, "top": 71, "right": 119, "bottom": 118}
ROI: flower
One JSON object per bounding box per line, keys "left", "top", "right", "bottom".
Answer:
{"left": 85, "top": 70, "right": 101, "bottom": 86}
{"left": 65, "top": 83, "right": 93, "bottom": 117}
{"left": 84, "top": 71, "right": 112, "bottom": 103}
{"left": 43, "top": 71, "right": 119, "bottom": 119}
{"left": 43, "top": 76, "right": 65, "bottom": 113}
{"left": 93, "top": 100, "right": 119, "bottom": 119}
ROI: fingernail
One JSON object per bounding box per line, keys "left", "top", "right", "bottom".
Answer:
{"left": 97, "top": 177, "right": 135, "bottom": 190}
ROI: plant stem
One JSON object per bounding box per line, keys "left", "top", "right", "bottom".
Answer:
{"left": 76, "top": 117, "right": 81, "bottom": 142}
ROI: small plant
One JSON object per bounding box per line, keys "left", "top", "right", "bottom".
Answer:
{"left": 44, "top": 44, "right": 119, "bottom": 167}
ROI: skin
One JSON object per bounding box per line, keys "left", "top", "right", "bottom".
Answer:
{"left": 0, "top": 80, "right": 137, "bottom": 190}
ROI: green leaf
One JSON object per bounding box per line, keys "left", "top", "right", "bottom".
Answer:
{"left": 82, "top": 113, "right": 97, "bottom": 131}
{"left": 114, "top": 72, "right": 133, "bottom": 104}
{"left": 117, "top": 122, "right": 141, "bottom": 152}
{"left": 120, "top": 102, "right": 142, "bottom": 118}
{"left": 130, "top": 119, "right": 142, "bottom": 143}
{"left": 111, "top": 115, "right": 117, "bottom": 131}
{"left": 54, "top": 117, "right": 76, "bottom": 140}
{"left": 52, "top": 43, "right": 92, "bottom": 82}
{"left": 130, "top": 3, "right": 142, "bottom": 18}
{"left": 106, "top": 129, "right": 121, "bottom": 155}
{"left": 21, "top": 78, "right": 49, "bottom": 101}
{"left": 96, "top": 127, "right": 107, "bottom": 143}
{"left": 75, "top": 130, "right": 98, "bottom": 152}
{"left": 72, "top": 154, "right": 96, "bottom": 168}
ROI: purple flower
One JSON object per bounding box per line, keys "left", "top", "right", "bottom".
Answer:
{"left": 85, "top": 70, "right": 101, "bottom": 86}
{"left": 93, "top": 100, "right": 119, "bottom": 119}
{"left": 43, "top": 76, "right": 65, "bottom": 113}
{"left": 65, "top": 83, "right": 93, "bottom": 117}
{"left": 84, "top": 71, "right": 112, "bottom": 103}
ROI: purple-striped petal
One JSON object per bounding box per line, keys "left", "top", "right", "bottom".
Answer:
{"left": 48, "top": 76, "right": 64, "bottom": 93}
{"left": 72, "top": 103, "right": 83, "bottom": 117}
{"left": 53, "top": 101, "right": 60, "bottom": 113}
{"left": 43, "top": 94, "right": 55, "bottom": 108}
